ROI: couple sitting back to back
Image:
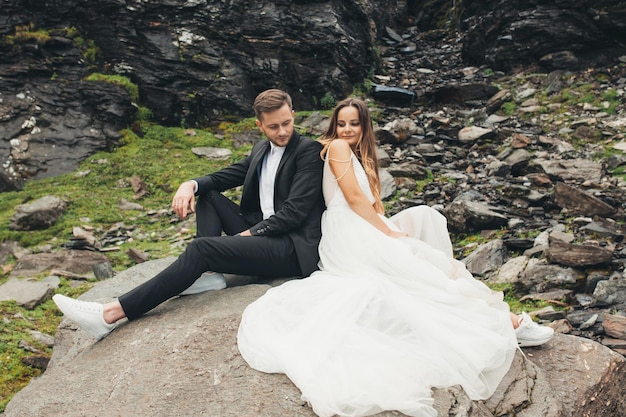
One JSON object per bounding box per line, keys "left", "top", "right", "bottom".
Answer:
{"left": 54, "top": 89, "right": 553, "bottom": 417}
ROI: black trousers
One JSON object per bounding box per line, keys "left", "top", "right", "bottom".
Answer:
{"left": 119, "top": 191, "right": 301, "bottom": 321}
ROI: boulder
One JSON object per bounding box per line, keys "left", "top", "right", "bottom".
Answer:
{"left": 4, "top": 258, "right": 626, "bottom": 417}
{"left": 443, "top": 199, "right": 508, "bottom": 232}
{"left": 553, "top": 182, "right": 617, "bottom": 217}
{"left": 0, "top": 276, "right": 59, "bottom": 309}
{"left": 11, "top": 249, "right": 111, "bottom": 278}
{"left": 9, "top": 195, "right": 67, "bottom": 231}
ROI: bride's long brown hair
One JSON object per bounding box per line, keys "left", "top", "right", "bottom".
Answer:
{"left": 320, "top": 98, "right": 384, "bottom": 214}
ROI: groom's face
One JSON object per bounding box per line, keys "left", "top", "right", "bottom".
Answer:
{"left": 255, "top": 103, "right": 295, "bottom": 148}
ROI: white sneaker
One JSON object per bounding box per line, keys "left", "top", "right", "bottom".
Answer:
{"left": 515, "top": 312, "right": 554, "bottom": 347}
{"left": 179, "top": 272, "right": 226, "bottom": 296}
{"left": 53, "top": 294, "right": 116, "bottom": 340}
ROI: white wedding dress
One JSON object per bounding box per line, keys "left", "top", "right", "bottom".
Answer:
{"left": 237, "top": 153, "right": 517, "bottom": 417}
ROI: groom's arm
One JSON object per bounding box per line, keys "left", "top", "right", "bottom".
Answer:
{"left": 192, "top": 155, "right": 252, "bottom": 195}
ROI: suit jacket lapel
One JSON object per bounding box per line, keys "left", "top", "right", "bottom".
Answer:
{"left": 276, "top": 133, "right": 299, "bottom": 174}
{"left": 250, "top": 141, "right": 271, "bottom": 179}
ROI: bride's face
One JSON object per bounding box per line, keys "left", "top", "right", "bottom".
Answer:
{"left": 336, "top": 106, "right": 362, "bottom": 149}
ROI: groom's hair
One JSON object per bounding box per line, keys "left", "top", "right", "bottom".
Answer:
{"left": 253, "top": 89, "right": 293, "bottom": 121}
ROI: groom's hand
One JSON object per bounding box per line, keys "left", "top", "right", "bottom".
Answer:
{"left": 171, "top": 181, "right": 196, "bottom": 218}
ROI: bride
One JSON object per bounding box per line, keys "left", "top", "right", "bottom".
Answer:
{"left": 237, "top": 97, "right": 553, "bottom": 417}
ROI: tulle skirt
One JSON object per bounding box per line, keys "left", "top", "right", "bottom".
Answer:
{"left": 238, "top": 206, "right": 517, "bottom": 417}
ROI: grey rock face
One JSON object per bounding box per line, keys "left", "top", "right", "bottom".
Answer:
{"left": 0, "top": 0, "right": 396, "bottom": 189}
{"left": 0, "top": 79, "right": 135, "bottom": 189}
{"left": 461, "top": 0, "right": 626, "bottom": 71}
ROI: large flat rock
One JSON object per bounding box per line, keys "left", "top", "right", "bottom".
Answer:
{"left": 4, "top": 258, "right": 625, "bottom": 417}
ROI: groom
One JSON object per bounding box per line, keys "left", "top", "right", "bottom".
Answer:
{"left": 54, "top": 88, "right": 325, "bottom": 339}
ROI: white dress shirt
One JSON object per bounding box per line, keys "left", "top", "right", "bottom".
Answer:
{"left": 260, "top": 143, "right": 285, "bottom": 219}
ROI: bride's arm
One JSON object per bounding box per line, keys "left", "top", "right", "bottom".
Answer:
{"left": 328, "top": 139, "right": 405, "bottom": 238}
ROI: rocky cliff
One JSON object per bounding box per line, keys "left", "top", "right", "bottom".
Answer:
{"left": 2, "top": 0, "right": 625, "bottom": 190}
{"left": 0, "top": 0, "right": 391, "bottom": 190}
{"left": 460, "top": 0, "right": 626, "bottom": 71}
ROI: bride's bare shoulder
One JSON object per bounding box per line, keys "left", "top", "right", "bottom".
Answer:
{"left": 327, "top": 139, "right": 352, "bottom": 158}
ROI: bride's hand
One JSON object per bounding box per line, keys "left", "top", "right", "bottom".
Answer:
{"left": 386, "top": 230, "right": 409, "bottom": 239}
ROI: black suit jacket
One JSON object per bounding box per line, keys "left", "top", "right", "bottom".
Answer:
{"left": 193, "top": 132, "right": 325, "bottom": 276}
